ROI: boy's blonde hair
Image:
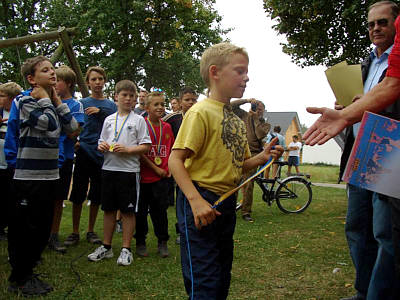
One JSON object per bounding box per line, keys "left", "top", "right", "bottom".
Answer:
{"left": 0, "top": 82, "right": 23, "bottom": 99}
{"left": 20, "top": 56, "right": 51, "bottom": 82}
{"left": 115, "top": 80, "right": 137, "bottom": 95}
{"left": 85, "top": 66, "right": 107, "bottom": 83}
{"left": 145, "top": 91, "right": 165, "bottom": 107}
{"left": 56, "top": 65, "right": 77, "bottom": 94}
{"left": 200, "top": 42, "right": 249, "bottom": 87}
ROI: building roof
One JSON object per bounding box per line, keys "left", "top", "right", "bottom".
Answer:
{"left": 263, "top": 112, "right": 301, "bottom": 134}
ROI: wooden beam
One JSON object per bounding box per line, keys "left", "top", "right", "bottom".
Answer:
{"left": 50, "top": 43, "right": 64, "bottom": 64}
{"left": 58, "top": 28, "right": 89, "bottom": 98}
{"left": 0, "top": 27, "right": 75, "bottom": 49}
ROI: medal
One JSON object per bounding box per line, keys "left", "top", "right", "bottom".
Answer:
{"left": 146, "top": 118, "right": 164, "bottom": 166}
{"left": 110, "top": 113, "right": 129, "bottom": 152}
{"left": 154, "top": 156, "right": 162, "bottom": 165}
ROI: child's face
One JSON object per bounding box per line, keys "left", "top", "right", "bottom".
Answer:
{"left": 146, "top": 96, "right": 165, "bottom": 119}
{"left": 115, "top": 89, "right": 137, "bottom": 112}
{"left": 181, "top": 93, "right": 197, "bottom": 113}
{"left": 217, "top": 53, "right": 249, "bottom": 99}
{"left": 27, "top": 60, "right": 57, "bottom": 89}
{"left": 0, "top": 92, "right": 14, "bottom": 111}
{"left": 55, "top": 79, "right": 70, "bottom": 98}
{"left": 87, "top": 71, "right": 105, "bottom": 93}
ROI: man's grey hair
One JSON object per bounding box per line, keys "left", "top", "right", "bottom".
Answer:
{"left": 368, "top": 1, "right": 399, "bottom": 19}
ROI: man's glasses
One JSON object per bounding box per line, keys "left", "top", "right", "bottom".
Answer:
{"left": 368, "top": 18, "right": 389, "bottom": 30}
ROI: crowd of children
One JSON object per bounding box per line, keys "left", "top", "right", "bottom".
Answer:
{"left": 0, "top": 42, "right": 283, "bottom": 299}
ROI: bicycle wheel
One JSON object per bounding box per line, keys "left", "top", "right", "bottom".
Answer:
{"left": 275, "top": 177, "right": 312, "bottom": 213}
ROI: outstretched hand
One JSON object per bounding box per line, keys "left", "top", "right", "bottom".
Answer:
{"left": 303, "top": 107, "right": 348, "bottom": 146}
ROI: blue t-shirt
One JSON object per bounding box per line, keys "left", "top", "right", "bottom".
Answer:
{"left": 58, "top": 98, "right": 85, "bottom": 167}
{"left": 79, "top": 97, "right": 117, "bottom": 165}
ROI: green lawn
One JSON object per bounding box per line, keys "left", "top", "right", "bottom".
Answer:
{"left": 0, "top": 172, "right": 355, "bottom": 299}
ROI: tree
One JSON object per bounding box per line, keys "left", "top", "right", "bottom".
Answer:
{"left": 0, "top": 0, "right": 227, "bottom": 97}
{"left": 263, "top": 0, "right": 383, "bottom": 67}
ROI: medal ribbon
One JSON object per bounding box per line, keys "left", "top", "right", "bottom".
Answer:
{"left": 113, "top": 112, "right": 130, "bottom": 142}
{"left": 145, "top": 118, "right": 163, "bottom": 157}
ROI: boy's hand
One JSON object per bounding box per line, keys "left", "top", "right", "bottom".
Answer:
{"left": 112, "top": 143, "right": 128, "bottom": 153}
{"left": 190, "top": 197, "right": 221, "bottom": 230}
{"left": 85, "top": 107, "right": 100, "bottom": 115}
{"left": 263, "top": 137, "right": 284, "bottom": 162}
{"left": 155, "top": 167, "right": 170, "bottom": 178}
{"left": 98, "top": 141, "right": 110, "bottom": 152}
{"left": 31, "top": 86, "right": 49, "bottom": 100}
{"left": 50, "top": 87, "right": 62, "bottom": 107}
{"left": 74, "top": 141, "right": 80, "bottom": 152}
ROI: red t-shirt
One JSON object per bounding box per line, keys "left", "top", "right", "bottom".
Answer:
{"left": 387, "top": 16, "right": 400, "bottom": 78}
{"left": 141, "top": 117, "right": 175, "bottom": 183}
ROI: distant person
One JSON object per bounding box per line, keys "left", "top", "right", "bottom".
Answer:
{"left": 65, "top": 66, "right": 117, "bottom": 247}
{"left": 264, "top": 126, "right": 285, "bottom": 178}
{"left": 169, "top": 42, "right": 283, "bottom": 299}
{"left": 231, "top": 98, "right": 270, "bottom": 222}
{"left": 134, "top": 89, "right": 147, "bottom": 115}
{"left": 170, "top": 98, "right": 180, "bottom": 112}
{"left": 0, "top": 82, "right": 22, "bottom": 241}
{"left": 287, "top": 135, "right": 302, "bottom": 175}
{"left": 87, "top": 80, "right": 150, "bottom": 266}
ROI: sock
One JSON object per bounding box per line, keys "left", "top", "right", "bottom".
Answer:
{"left": 103, "top": 244, "right": 111, "bottom": 250}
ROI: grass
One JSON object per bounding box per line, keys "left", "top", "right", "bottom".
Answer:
{"left": 296, "top": 164, "right": 340, "bottom": 184}
{"left": 0, "top": 166, "right": 355, "bottom": 299}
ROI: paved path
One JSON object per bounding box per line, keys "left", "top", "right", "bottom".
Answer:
{"left": 312, "top": 182, "right": 346, "bottom": 190}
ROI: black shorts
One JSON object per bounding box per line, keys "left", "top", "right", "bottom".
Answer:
{"left": 55, "top": 159, "right": 73, "bottom": 201}
{"left": 101, "top": 170, "right": 139, "bottom": 213}
{"left": 69, "top": 148, "right": 102, "bottom": 205}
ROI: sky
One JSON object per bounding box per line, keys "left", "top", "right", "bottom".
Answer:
{"left": 211, "top": 0, "right": 337, "bottom": 127}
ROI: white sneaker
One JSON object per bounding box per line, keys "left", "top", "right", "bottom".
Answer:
{"left": 117, "top": 248, "right": 133, "bottom": 266}
{"left": 87, "top": 245, "right": 113, "bottom": 262}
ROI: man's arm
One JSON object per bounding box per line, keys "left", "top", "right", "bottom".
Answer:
{"left": 303, "top": 76, "right": 400, "bottom": 145}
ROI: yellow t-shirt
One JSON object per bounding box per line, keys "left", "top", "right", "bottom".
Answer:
{"left": 173, "top": 98, "right": 251, "bottom": 195}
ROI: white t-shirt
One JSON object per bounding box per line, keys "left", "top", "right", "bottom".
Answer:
{"left": 99, "top": 111, "right": 151, "bottom": 172}
{"left": 288, "top": 141, "right": 302, "bottom": 157}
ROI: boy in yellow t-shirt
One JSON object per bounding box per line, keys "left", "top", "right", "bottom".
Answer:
{"left": 169, "top": 43, "right": 283, "bottom": 299}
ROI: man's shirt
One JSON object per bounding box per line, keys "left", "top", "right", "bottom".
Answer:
{"left": 354, "top": 45, "right": 393, "bottom": 137}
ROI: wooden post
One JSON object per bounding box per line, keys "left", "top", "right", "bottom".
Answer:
{"left": 0, "top": 28, "right": 75, "bottom": 49}
{"left": 58, "top": 28, "right": 89, "bottom": 98}
{"left": 50, "top": 44, "right": 64, "bottom": 64}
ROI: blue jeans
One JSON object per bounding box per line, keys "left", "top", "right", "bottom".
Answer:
{"left": 346, "top": 184, "right": 395, "bottom": 299}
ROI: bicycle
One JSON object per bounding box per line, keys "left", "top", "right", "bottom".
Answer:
{"left": 237, "top": 161, "right": 312, "bottom": 214}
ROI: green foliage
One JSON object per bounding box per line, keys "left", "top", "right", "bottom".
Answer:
{"left": 263, "top": 0, "right": 390, "bottom": 67}
{"left": 0, "top": 0, "right": 227, "bottom": 96}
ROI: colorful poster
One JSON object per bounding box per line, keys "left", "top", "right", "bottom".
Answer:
{"left": 343, "top": 112, "right": 400, "bottom": 199}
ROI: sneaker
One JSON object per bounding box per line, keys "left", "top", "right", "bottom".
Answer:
{"left": 48, "top": 234, "right": 67, "bottom": 253}
{"left": 117, "top": 248, "right": 133, "bottom": 266}
{"left": 115, "top": 220, "right": 123, "bottom": 233}
{"left": 32, "top": 274, "right": 53, "bottom": 292}
{"left": 64, "top": 233, "right": 80, "bottom": 246}
{"left": 136, "top": 244, "right": 149, "bottom": 257}
{"left": 86, "top": 232, "right": 102, "bottom": 244}
{"left": 88, "top": 245, "right": 113, "bottom": 262}
{"left": 87, "top": 200, "right": 91, "bottom": 206}
{"left": 8, "top": 275, "right": 50, "bottom": 296}
{"left": 242, "top": 214, "right": 254, "bottom": 222}
{"left": 158, "top": 241, "right": 169, "bottom": 258}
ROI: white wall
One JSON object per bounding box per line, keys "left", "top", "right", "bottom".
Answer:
{"left": 302, "top": 139, "right": 342, "bottom": 165}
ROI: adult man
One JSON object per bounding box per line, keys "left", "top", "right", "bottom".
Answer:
{"left": 264, "top": 126, "right": 286, "bottom": 178}
{"left": 287, "top": 135, "right": 302, "bottom": 175}
{"left": 231, "top": 99, "right": 270, "bottom": 222}
{"left": 134, "top": 89, "right": 148, "bottom": 115}
{"left": 306, "top": 2, "right": 400, "bottom": 299}
{"left": 170, "top": 98, "right": 179, "bottom": 112}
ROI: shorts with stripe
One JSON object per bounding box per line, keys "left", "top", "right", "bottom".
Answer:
{"left": 100, "top": 170, "right": 139, "bottom": 213}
